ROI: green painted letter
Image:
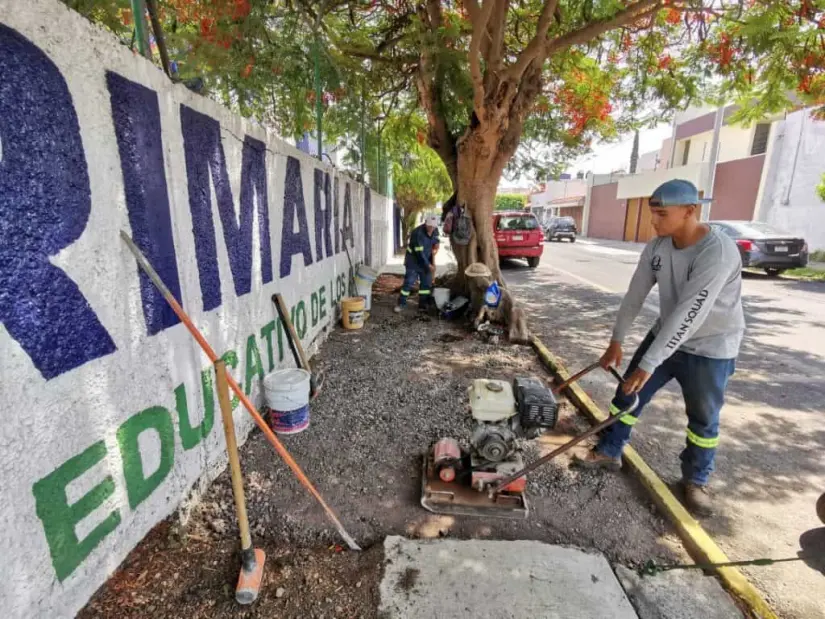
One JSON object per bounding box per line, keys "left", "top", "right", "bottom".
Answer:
{"left": 221, "top": 349, "right": 240, "bottom": 409}
{"left": 175, "top": 377, "right": 214, "bottom": 450}
{"left": 244, "top": 334, "right": 264, "bottom": 394}
{"left": 260, "top": 320, "right": 277, "bottom": 372}
{"left": 117, "top": 406, "right": 175, "bottom": 510}
{"left": 32, "top": 442, "right": 121, "bottom": 581}
{"left": 311, "top": 291, "right": 319, "bottom": 327}
{"left": 295, "top": 300, "right": 307, "bottom": 338}
{"left": 319, "top": 285, "right": 327, "bottom": 320}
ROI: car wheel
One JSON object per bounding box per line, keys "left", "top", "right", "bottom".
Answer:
{"left": 569, "top": 237, "right": 576, "bottom": 243}
{"left": 527, "top": 256, "right": 540, "bottom": 268}
{"left": 765, "top": 268, "right": 785, "bottom": 277}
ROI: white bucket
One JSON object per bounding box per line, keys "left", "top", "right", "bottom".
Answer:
{"left": 433, "top": 287, "right": 451, "bottom": 310}
{"left": 263, "top": 368, "right": 311, "bottom": 434}
{"left": 354, "top": 264, "right": 379, "bottom": 311}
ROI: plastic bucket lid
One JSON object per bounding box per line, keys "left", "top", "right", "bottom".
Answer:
{"left": 263, "top": 368, "right": 310, "bottom": 411}
{"left": 356, "top": 264, "right": 379, "bottom": 282}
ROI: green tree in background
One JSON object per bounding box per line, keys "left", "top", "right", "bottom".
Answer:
{"left": 495, "top": 194, "right": 528, "bottom": 211}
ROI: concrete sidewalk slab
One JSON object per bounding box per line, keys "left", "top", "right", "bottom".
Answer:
{"left": 378, "top": 536, "right": 638, "bottom": 619}
{"left": 615, "top": 566, "right": 744, "bottom": 619}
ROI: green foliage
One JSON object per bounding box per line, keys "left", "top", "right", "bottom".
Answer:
{"left": 67, "top": 0, "right": 825, "bottom": 189}
{"left": 495, "top": 194, "right": 528, "bottom": 211}
{"left": 818, "top": 173, "right": 825, "bottom": 203}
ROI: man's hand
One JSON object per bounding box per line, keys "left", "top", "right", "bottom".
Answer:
{"left": 600, "top": 340, "right": 623, "bottom": 369}
{"left": 622, "top": 367, "right": 651, "bottom": 395}
{"left": 429, "top": 263, "right": 436, "bottom": 274}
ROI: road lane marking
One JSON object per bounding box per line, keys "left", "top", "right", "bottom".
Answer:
{"left": 544, "top": 263, "right": 660, "bottom": 314}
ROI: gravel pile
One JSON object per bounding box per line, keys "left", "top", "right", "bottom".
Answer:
{"left": 80, "top": 274, "right": 686, "bottom": 618}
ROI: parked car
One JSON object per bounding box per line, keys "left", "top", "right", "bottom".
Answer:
{"left": 493, "top": 211, "right": 544, "bottom": 268}
{"left": 710, "top": 220, "right": 808, "bottom": 276}
{"left": 544, "top": 216, "right": 577, "bottom": 242}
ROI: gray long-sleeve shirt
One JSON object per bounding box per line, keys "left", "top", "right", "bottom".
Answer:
{"left": 612, "top": 227, "right": 745, "bottom": 374}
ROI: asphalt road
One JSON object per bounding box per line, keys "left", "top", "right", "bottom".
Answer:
{"left": 505, "top": 238, "right": 825, "bottom": 619}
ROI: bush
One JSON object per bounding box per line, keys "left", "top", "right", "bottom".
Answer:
{"left": 495, "top": 193, "right": 527, "bottom": 211}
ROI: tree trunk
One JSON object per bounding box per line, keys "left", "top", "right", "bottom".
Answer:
{"left": 451, "top": 126, "right": 509, "bottom": 288}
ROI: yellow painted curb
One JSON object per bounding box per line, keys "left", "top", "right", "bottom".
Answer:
{"left": 531, "top": 336, "right": 778, "bottom": 619}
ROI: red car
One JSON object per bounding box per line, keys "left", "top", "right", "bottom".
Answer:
{"left": 493, "top": 211, "right": 544, "bottom": 268}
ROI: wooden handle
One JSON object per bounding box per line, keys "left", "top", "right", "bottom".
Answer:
{"left": 121, "top": 231, "right": 359, "bottom": 550}
{"left": 274, "top": 293, "right": 310, "bottom": 371}
{"left": 215, "top": 359, "right": 252, "bottom": 551}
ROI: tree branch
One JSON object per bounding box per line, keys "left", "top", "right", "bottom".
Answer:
{"left": 503, "top": 0, "right": 560, "bottom": 82}
{"left": 484, "top": 0, "right": 510, "bottom": 83}
{"left": 417, "top": 0, "right": 457, "bottom": 185}
{"left": 469, "top": 0, "right": 497, "bottom": 119}
{"left": 545, "top": 0, "right": 664, "bottom": 56}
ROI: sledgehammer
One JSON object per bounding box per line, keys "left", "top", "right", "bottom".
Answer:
{"left": 215, "top": 359, "right": 266, "bottom": 604}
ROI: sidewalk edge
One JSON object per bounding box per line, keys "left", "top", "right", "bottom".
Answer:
{"left": 531, "top": 336, "right": 777, "bottom": 619}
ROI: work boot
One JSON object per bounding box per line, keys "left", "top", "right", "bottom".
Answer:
{"left": 393, "top": 305, "right": 404, "bottom": 314}
{"left": 682, "top": 482, "right": 714, "bottom": 517}
{"left": 572, "top": 449, "right": 622, "bottom": 472}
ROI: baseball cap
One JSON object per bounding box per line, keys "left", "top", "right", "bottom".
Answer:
{"left": 425, "top": 215, "right": 439, "bottom": 227}
{"left": 649, "top": 179, "right": 711, "bottom": 207}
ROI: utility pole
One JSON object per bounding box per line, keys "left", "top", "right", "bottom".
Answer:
{"left": 313, "top": 36, "right": 323, "bottom": 161}
{"left": 145, "top": 0, "right": 172, "bottom": 78}
{"left": 360, "top": 86, "right": 366, "bottom": 181}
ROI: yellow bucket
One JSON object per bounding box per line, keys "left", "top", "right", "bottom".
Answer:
{"left": 341, "top": 296, "right": 366, "bottom": 330}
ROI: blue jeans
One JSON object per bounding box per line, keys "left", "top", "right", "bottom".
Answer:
{"left": 398, "top": 267, "right": 432, "bottom": 307}
{"left": 596, "top": 332, "right": 736, "bottom": 486}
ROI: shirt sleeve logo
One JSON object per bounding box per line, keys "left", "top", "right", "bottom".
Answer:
{"left": 651, "top": 255, "right": 662, "bottom": 271}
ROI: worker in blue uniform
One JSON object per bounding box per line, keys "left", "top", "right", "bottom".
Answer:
{"left": 395, "top": 215, "right": 440, "bottom": 313}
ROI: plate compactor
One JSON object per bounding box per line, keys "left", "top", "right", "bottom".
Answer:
{"left": 421, "top": 363, "right": 638, "bottom": 519}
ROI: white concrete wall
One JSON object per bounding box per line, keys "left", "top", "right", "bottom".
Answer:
{"left": 529, "top": 179, "right": 587, "bottom": 207}
{"left": 757, "top": 109, "right": 825, "bottom": 250}
{"left": 637, "top": 150, "right": 659, "bottom": 172}
{"left": 673, "top": 125, "right": 755, "bottom": 167}
{"left": 0, "top": 2, "right": 390, "bottom": 617}
{"left": 616, "top": 162, "right": 710, "bottom": 199}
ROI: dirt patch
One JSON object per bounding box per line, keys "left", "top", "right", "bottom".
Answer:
{"left": 79, "top": 520, "right": 384, "bottom": 619}
{"left": 79, "top": 274, "right": 685, "bottom": 618}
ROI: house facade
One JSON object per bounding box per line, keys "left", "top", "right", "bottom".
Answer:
{"left": 582, "top": 105, "right": 825, "bottom": 249}
{"left": 529, "top": 178, "right": 587, "bottom": 229}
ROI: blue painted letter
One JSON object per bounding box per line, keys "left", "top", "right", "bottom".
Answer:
{"left": 0, "top": 25, "right": 116, "bottom": 379}
{"left": 342, "top": 182, "right": 355, "bottom": 249}
{"left": 180, "top": 106, "right": 272, "bottom": 310}
{"left": 280, "top": 156, "right": 313, "bottom": 277}
{"left": 313, "top": 169, "right": 333, "bottom": 261}
{"left": 107, "top": 72, "right": 182, "bottom": 335}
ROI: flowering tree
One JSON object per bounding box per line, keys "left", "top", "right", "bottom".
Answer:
{"left": 335, "top": 0, "right": 825, "bottom": 281}
{"left": 70, "top": 0, "right": 825, "bottom": 286}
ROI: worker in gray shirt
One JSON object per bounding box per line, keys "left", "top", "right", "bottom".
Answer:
{"left": 574, "top": 179, "right": 745, "bottom": 516}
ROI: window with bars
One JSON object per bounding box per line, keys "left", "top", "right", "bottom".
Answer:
{"left": 751, "top": 123, "right": 771, "bottom": 155}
